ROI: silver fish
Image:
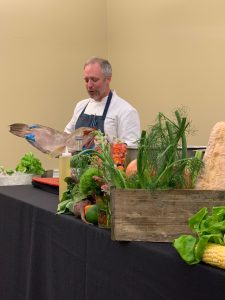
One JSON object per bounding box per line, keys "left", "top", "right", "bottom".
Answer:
{"left": 9, "top": 123, "right": 96, "bottom": 157}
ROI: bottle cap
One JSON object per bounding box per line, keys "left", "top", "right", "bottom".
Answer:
{"left": 75, "top": 136, "right": 83, "bottom": 140}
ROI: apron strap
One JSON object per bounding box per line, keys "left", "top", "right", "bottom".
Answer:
{"left": 102, "top": 90, "right": 112, "bottom": 119}
{"left": 79, "top": 90, "right": 112, "bottom": 119}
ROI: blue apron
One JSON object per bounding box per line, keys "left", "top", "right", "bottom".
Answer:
{"left": 75, "top": 91, "right": 112, "bottom": 133}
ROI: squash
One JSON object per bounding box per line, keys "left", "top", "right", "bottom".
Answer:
{"left": 195, "top": 121, "right": 225, "bottom": 190}
{"left": 125, "top": 159, "right": 137, "bottom": 177}
{"left": 84, "top": 204, "right": 98, "bottom": 224}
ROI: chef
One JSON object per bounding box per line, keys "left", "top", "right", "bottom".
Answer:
{"left": 64, "top": 57, "right": 141, "bottom": 148}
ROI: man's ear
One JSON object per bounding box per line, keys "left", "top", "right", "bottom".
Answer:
{"left": 107, "top": 76, "right": 112, "bottom": 83}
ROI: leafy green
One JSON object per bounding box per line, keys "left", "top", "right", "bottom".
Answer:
{"left": 188, "top": 207, "right": 208, "bottom": 233}
{"left": 60, "top": 177, "right": 83, "bottom": 202}
{"left": 173, "top": 235, "right": 198, "bottom": 264}
{"left": 79, "top": 167, "right": 103, "bottom": 196}
{"left": 0, "top": 166, "right": 14, "bottom": 175}
{"left": 173, "top": 206, "right": 225, "bottom": 265}
{"left": 15, "top": 152, "right": 45, "bottom": 175}
{"left": 57, "top": 198, "right": 75, "bottom": 214}
{"left": 57, "top": 177, "right": 88, "bottom": 214}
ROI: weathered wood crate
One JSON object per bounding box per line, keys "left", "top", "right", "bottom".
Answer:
{"left": 111, "top": 189, "right": 225, "bottom": 242}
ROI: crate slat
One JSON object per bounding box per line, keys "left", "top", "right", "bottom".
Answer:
{"left": 111, "top": 189, "right": 225, "bottom": 242}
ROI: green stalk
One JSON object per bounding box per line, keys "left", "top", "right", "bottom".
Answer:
{"left": 165, "top": 120, "right": 176, "bottom": 163}
{"left": 175, "top": 110, "right": 188, "bottom": 159}
{"left": 153, "top": 157, "right": 190, "bottom": 187}
{"left": 137, "top": 130, "right": 147, "bottom": 179}
{"left": 191, "top": 150, "right": 204, "bottom": 184}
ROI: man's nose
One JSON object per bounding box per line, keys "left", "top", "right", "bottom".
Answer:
{"left": 87, "top": 79, "right": 94, "bottom": 88}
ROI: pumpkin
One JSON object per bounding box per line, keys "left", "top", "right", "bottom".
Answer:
{"left": 125, "top": 159, "right": 137, "bottom": 177}
{"left": 195, "top": 121, "right": 225, "bottom": 190}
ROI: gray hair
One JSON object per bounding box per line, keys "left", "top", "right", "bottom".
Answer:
{"left": 84, "top": 57, "right": 112, "bottom": 79}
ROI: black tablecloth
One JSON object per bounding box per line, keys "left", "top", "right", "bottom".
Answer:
{"left": 0, "top": 185, "right": 225, "bottom": 300}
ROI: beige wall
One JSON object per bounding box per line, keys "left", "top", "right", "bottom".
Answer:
{"left": 108, "top": 0, "right": 225, "bottom": 145}
{"left": 1, "top": 0, "right": 225, "bottom": 170}
{"left": 1, "top": 0, "right": 107, "bottom": 169}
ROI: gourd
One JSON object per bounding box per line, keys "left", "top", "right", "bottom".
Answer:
{"left": 195, "top": 121, "right": 225, "bottom": 190}
{"left": 84, "top": 204, "right": 98, "bottom": 224}
{"left": 125, "top": 159, "right": 137, "bottom": 177}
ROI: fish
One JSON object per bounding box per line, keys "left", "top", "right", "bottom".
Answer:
{"left": 9, "top": 123, "right": 96, "bottom": 157}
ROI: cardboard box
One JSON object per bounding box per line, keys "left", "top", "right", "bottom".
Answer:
{"left": 111, "top": 188, "right": 225, "bottom": 242}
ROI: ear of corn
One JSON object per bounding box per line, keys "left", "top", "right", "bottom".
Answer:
{"left": 202, "top": 243, "right": 225, "bottom": 269}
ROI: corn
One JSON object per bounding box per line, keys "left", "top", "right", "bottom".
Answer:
{"left": 202, "top": 243, "right": 225, "bottom": 269}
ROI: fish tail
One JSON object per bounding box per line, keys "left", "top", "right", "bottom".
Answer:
{"left": 9, "top": 123, "right": 30, "bottom": 137}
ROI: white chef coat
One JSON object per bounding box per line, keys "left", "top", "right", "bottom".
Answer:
{"left": 64, "top": 91, "right": 141, "bottom": 148}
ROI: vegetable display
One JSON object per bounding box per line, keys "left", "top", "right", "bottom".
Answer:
{"left": 173, "top": 206, "right": 225, "bottom": 268}
{"left": 57, "top": 108, "right": 204, "bottom": 227}
{"left": 55, "top": 108, "right": 225, "bottom": 271}
{"left": 57, "top": 134, "right": 127, "bottom": 220}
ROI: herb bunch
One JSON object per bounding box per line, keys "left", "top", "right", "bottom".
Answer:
{"left": 130, "top": 108, "right": 203, "bottom": 189}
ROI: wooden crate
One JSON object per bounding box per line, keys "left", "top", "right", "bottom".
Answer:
{"left": 111, "top": 189, "right": 225, "bottom": 242}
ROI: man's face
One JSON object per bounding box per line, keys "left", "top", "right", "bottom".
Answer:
{"left": 83, "top": 62, "right": 111, "bottom": 101}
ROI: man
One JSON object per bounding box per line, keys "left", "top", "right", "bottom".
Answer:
{"left": 65, "top": 57, "right": 141, "bottom": 148}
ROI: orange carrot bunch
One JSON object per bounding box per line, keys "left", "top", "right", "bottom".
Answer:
{"left": 111, "top": 142, "right": 127, "bottom": 170}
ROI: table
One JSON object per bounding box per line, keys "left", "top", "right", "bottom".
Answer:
{"left": 0, "top": 185, "right": 224, "bottom": 300}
